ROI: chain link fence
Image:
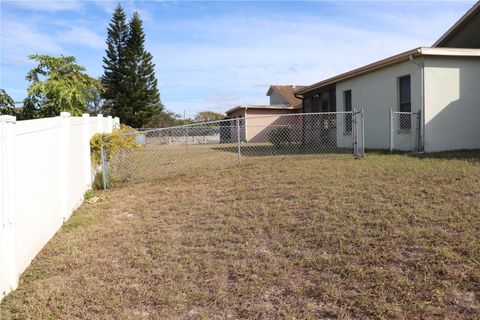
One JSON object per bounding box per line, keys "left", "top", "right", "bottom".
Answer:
{"left": 100, "top": 112, "right": 364, "bottom": 187}
{"left": 389, "top": 110, "right": 421, "bottom": 153}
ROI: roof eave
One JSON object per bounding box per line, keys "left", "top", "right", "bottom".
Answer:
{"left": 295, "top": 47, "right": 423, "bottom": 96}
{"left": 266, "top": 86, "right": 274, "bottom": 96}
{"left": 433, "top": 1, "right": 480, "bottom": 47}
{"left": 225, "top": 104, "right": 295, "bottom": 115}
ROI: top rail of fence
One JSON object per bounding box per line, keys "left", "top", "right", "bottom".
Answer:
{"left": 392, "top": 111, "right": 418, "bottom": 115}
{"left": 128, "top": 111, "right": 355, "bottom": 135}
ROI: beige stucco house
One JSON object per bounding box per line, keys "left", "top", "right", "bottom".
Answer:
{"left": 225, "top": 85, "right": 305, "bottom": 142}
{"left": 296, "top": 1, "right": 480, "bottom": 153}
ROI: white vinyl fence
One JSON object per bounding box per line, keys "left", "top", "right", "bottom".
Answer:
{"left": 0, "top": 113, "right": 119, "bottom": 299}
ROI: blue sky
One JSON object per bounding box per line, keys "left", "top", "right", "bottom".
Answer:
{"left": 0, "top": 0, "right": 475, "bottom": 117}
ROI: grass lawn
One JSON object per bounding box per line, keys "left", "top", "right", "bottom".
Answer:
{"left": 1, "top": 153, "right": 479, "bottom": 319}
{"left": 107, "top": 142, "right": 352, "bottom": 186}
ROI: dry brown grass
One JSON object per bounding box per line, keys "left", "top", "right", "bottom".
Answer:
{"left": 1, "top": 153, "right": 479, "bottom": 319}
{"left": 106, "top": 143, "right": 352, "bottom": 186}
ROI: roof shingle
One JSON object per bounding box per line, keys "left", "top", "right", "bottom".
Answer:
{"left": 267, "top": 85, "right": 307, "bottom": 108}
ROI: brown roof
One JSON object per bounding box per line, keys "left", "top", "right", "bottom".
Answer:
{"left": 225, "top": 104, "right": 294, "bottom": 116}
{"left": 267, "top": 85, "right": 307, "bottom": 108}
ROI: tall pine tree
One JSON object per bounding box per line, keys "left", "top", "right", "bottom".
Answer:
{"left": 124, "top": 12, "right": 162, "bottom": 128}
{"left": 102, "top": 5, "right": 129, "bottom": 119}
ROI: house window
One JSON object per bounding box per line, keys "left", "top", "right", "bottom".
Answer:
{"left": 344, "top": 90, "right": 352, "bottom": 134}
{"left": 303, "top": 97, "right": 312, "bottom": 113}
{"left": 398, "top": 75, "right": 411, "bottom": 130}
{"left": 329, "top": 88, "right": 336, "bottom": 112}
{"left": 312, "top": 94, "right": 321, "bottom": 113}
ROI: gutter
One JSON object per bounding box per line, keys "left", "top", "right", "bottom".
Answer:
{"left": 409, "top": 54, "right": 425, "bottom": 152}
{"left": 293, "top": 92, "right": 304, "bottom": 103}
{"left": 293, "top": 92, "right": 305, "bottom": 113}
{"left": 296, "top": 47, "right": 480, "bottom": 97}
{"left": 296, "top": 48, "right": 423, "bottom": 97}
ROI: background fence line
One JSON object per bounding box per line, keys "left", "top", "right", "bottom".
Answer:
{"left": 0, "top": 113, "right": 119, "bottom": 300}
{"left": 103, "top": 111, "right": 364, "bottom": 187}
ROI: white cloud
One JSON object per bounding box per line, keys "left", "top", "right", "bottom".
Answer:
{"left": 6, "top": 0, "right": 83, "bottom": 12}
{"left": 150, "top": 12, "right": 440, "bottom": 113}
{"left": 57, "top": 26, "right": 105, "bottom": 49}
{"left": 1, "top": 16, "right": 106, "bottom": 63}
{"left": 1, "top": 20, "right": 65, "bottom": 64}
{"left": 91, "top": 0, "right": 117, "bottom": 14}
{"left": 91, "top": 0, "right": 154, "bottom": 21}
{"left": 1, "top": 1, "right": 473, "bottom": 115}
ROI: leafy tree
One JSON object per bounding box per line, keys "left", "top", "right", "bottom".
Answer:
{"left": 148, "top": 110, "right": 196, "bottom": 127}
{"left": 87, "top": 79, "right": 104, "bottom": 115}
{"left": 123, "top": 12, "right": 163, "bottom": 128}
{"left": 177, "top": 118, "right": 195, "bottom": 126}
{"left": 25, "top": 54, "right": 102, "bottom": 118}
{"left": 21, "top": 96, "right": 41, "bottom": 120}
{"left": 194, "top": 111, "right": 224, "bottom": 123}
{"left": 148, "top": 110, "right": 182, "bottom": 128}
{"left": 101, "top": 4, "right": 129, "bottom": 117}
{"left": 0, "top": 89, "right": 16, "bottom": 116}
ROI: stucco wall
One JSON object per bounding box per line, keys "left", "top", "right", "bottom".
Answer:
{"left": 336, "top": 60, "right": 422, "bottom": 149}
{"left": 244, "top": 109, "right": 300, "bottom": 142}
{"left": 269, "top": 91, "right": 288, "bottom": 105}
{"left": 424, "top": 56, "right": 480, "bottom": 152}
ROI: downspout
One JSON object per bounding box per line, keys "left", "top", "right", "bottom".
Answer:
{"left": 294, "top": 92, "right": 304, "bottom": 105}
{"left": 409, "top": 55, "right": 425, "bottom": 152}
{"left": 294, "top": 92, "right": 305, "bottom": 113}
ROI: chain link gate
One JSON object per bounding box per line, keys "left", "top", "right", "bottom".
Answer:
{"left": 353, "top": 109, "right": 364, "bottom": 158}
{"left": 389, "top": 109, "right": 421, "bottom": 153}
{"left": 99, "top": 112, "right": 365, "bottom": 187}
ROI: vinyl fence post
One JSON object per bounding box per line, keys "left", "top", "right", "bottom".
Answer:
{"left": 236, "top": 117, "right": 241, "bottom": 166}
{"left": 82, "top": 114, "right": 92, "bottom": 189}
{"left": 0, "top": 115, "right": 18, "bottom": 298}
{"left": 60, "top": 112, "right": 70, "bottom": 220}
{"left": 101, "top": 134, "right": 108, "bottom": 190}
{"left": 113, "top": 117, "right": 120, "bottom": 130}
{"left": 389, "top": 108, "right": 393, "bottom": 153}
{"left": 97, "top": 113, "right": 104, "bottom": 133}
{"left": 106, "top": 116, "right": 113, "bottom": 134}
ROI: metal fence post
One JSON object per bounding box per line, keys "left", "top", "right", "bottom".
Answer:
{"left": 416, "top": 110, "right": 422, "bottom": 152}
{"left": 236, "top": 117, "right": 241, "bottom": 166}
{"left": 389, "top": 108, "right": 393, "bottom": 153}
{"left": 101, "top": 135, "right": 108, "bottom": 190}
{"left": 352, "top": 108, "right": 357, "bottom": 156}
{"left": 361, "top": 109, "right": 365, "bottom": 157}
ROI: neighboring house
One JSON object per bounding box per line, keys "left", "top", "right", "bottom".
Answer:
{"left": 295, "top": 1, "right": 480, "bottom": 153}
{"left": 225, "top": 85, "right": 306, "bottom": 142}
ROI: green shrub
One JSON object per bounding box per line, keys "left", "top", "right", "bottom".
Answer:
{"left": 90, "top": 124, "right": 140, "bottom": 167}
{"left": 268, "top": 127, "right": 291, "bottom": 147}
{"left": 84, "top": 189, "right": 94, "bottom": 201}
{"left": 92, "top": 171, "right": 105, "bottom": 190}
